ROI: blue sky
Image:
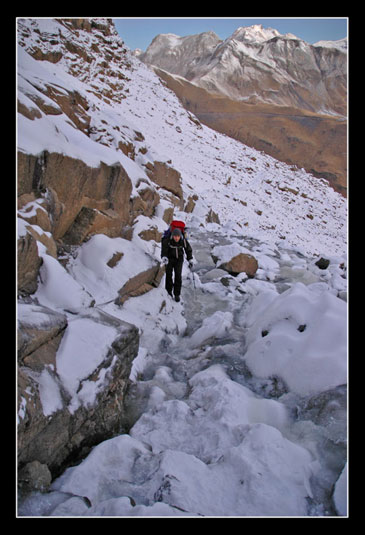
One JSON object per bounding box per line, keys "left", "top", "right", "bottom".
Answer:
{"left": 113, "top": 18, "right": 348, "bottom": 52}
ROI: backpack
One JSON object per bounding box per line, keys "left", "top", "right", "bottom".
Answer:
{"left": 162, "top": 220, "right": 187, "bottom": 240}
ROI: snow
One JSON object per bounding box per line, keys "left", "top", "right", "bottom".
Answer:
{"left": 18, "top": 226, "right": 347, "bottom": 517}
{"left": 55, "top": 315, "right": 119, "bottom": 409}
{"left": 68, "top": 234, "right": 156, "bottom": 304}
{"left": 333, "top": 462, "right": 348, "bottom": 516}
{"left": 35, "top": 245, "right": 94, "bottom": 313}
{"left": 38, "top": 368, "right": 63, "bottom": 416}
{"left": 243, "top": 283, "right": 347, "bottom": 396}
{"left": 17, "top": 21, "right": 347, "bottom": 258}
{"left": 313, "top": 38, "right": 348, "bottom": 52}
{"left": 17, "top": 19, "right": 347, "bottom": 518}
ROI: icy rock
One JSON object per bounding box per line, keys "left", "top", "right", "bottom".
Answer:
{"left": 188, "top": 311, "right": 233, "bottom": 348}
{"left": 18, "top": 302, "right": 68, "bottom": 368}
{"left": 17, "top": 308, "right": 139, "bottom": 481}
{"left": 51, "top": 421, "right": 313, "bottom": 516}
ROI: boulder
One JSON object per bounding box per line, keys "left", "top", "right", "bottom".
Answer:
{"left": 17, "top": 303, "right": 68, "bottom": 369}
{"left": 17, "top": 305, "right": 139, "bottom": 484}
{"left": 219, "top": 253, "right": 258, "bottom": 277}
{"left": 315, "top": 257, "right": 330, "bottom": 270}
{"left": 115, "top": 263, "right": 165, "bottom": 305}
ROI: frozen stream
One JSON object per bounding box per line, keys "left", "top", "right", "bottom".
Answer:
{"left": 18, "top": 227, "right": 347, "bottom": 517}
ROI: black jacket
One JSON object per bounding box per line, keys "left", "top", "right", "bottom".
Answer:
{"left": 161, "top": 236, "right": 193, "bottom": 263}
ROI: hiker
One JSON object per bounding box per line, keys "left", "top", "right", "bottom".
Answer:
{"left": 161, "top": 224, "right": 194, "bottom": 302}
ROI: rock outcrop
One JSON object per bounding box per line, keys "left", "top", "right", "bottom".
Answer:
{"left": 18, "top": 303, "right": 139, "bottom": 484}
{"left": 115, "top": 264, "right": 165, "bottom": 305}
{"left": 145, "top": 161, "right": 184, "bottom": 208}
{"left": 17, "top": 232, "right": 42, "bottom": 295}
{"left": 18, "top": 151, "right": 134, "bottom": 241}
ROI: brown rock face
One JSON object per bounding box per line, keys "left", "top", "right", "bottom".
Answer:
{"left": 18, "top": 151, "right": 133, "bottom": 240}
{"left": 145, "top": 161, "right": 184, "bottom": 206}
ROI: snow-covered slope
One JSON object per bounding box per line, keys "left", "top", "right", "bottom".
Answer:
{"left": 17, "top": 19, "right": 347, "bottom": 518}
{"left": 17, "top": 18, "right": 347, "bottom": 257}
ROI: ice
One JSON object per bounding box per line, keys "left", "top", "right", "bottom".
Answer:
{"left": 47, "top": 421, "right": 313, "bottom": 517}
{"left": 333, "top": 463, "right": 347, "bottom": 516}
{"left": 187, "top": 311, "right": 234, "bottom": 348}
{"left": 19, "top": 226, "right": 347, "bottom": 517}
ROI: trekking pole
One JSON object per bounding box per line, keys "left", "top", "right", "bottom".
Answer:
{"left": 192, "top": 270, "right": 196, "bottom": 290}
{"left": 190, "top": 267, "right": 197, "bottom": 300}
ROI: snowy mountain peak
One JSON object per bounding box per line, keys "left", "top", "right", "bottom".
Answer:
{"left": 141, "top": 30, "right": 222, "bottom": 66}
{"left": 313, "top": 37, "right": 348, "bottom": 52}
{"left": 140, "top": 23, "right": 346, "bottom": 117}
{"left": 230, "top": 24, "right": 281, "bottom": 43}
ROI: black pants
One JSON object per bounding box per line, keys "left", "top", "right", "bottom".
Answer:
{"left": 165, "top": 259, "right": 183, "bottom": 297}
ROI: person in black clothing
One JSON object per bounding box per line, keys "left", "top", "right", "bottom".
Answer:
{"left": 161, "top": 228, "right": 193, "bottom": 302}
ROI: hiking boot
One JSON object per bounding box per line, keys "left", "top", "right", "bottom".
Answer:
{"left": 174, "top": 295, "right": 180, "bottom": 302}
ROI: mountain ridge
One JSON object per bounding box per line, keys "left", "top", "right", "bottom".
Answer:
{"left": 137, "top": 24, "right": 347, "bottom": 195}
{"left": 138, "top": 24, "right": 347, "bottom": 116}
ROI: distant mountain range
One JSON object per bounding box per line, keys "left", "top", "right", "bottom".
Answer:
{"left": 136, "top": 25, "right": 347, "bottom": 194}
{"left": 137, "top": 24, "right": 347, "bottom": 116}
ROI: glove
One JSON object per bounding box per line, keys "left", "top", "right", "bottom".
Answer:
{"left": 188, "top": 259, "right": 194, "bottom": 269}
{"left": 161, "top": 257, "right": 169, "bottom": 266}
